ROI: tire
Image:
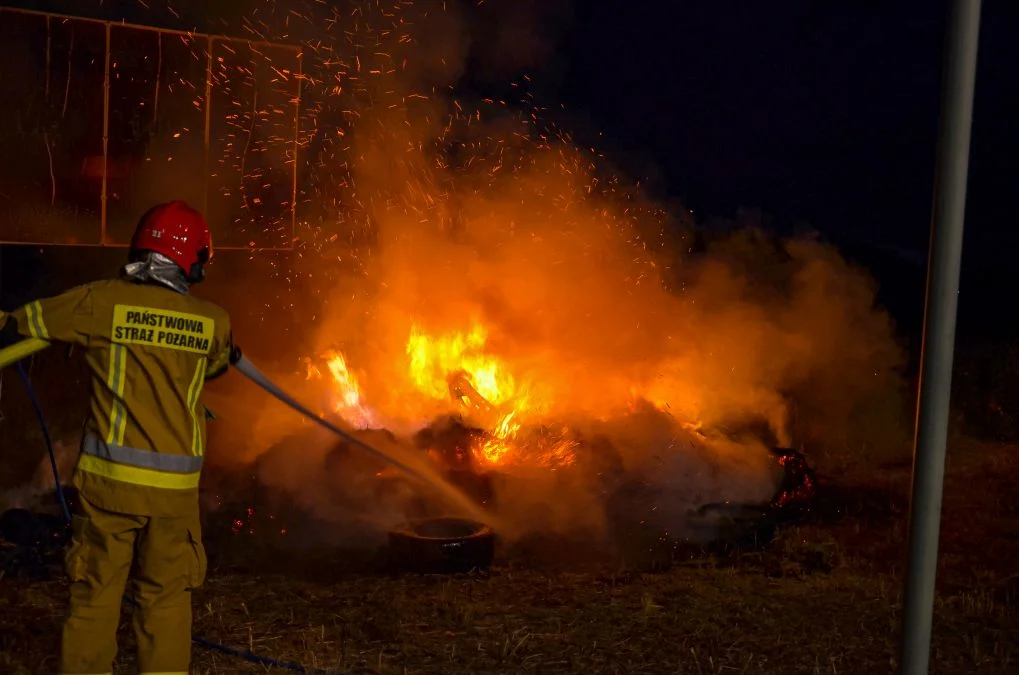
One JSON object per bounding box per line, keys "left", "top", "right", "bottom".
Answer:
{"left": 387, "top": 517, "right": 495, "bottom": 574}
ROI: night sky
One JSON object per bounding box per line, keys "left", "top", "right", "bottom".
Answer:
{"left": 554, "top": 2, "right": 1017, "bottom": 261}
{"left": 464, "top": 0, "right": 1019, "bottom": 338}
{"left": 2, "top": 0, "right": 1017, "bottom": 337}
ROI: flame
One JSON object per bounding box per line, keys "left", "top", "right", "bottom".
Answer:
{"left": 306, "top": 321, "right": 581, "bottom": 468}
{"left": 477, "top": 411, "right": 521, "bottom": 465}
{"left": 305, "top": 351, "right": 376, "bottom": 429}
{"left": 475, "top": 410, "right": 578, "bottom": 469}
{"left": 401, "top": 323, "right": 583, "bottom": 467}
{"left": 406, "top": 322, "right": 516, "bottom": 406}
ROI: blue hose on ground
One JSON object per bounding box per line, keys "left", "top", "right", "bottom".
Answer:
{"left": 12, "top": 355, "right": 363, "bottom": 675}
{"left": 15, "top": 361, "right": 71, "bottom": 525}
{"left": 192, "top": 637, "right": 333, "bottom": 674}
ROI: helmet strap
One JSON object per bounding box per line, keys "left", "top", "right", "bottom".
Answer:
{"left": 188, "top": 247, "right": 211, "bottom": 283}
{"left": 187, "top": 263, "right": 206, "bottom": 284}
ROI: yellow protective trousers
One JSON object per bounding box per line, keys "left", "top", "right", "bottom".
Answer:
{"left": 60, "top": 496, "right": 207, "bottom": 675}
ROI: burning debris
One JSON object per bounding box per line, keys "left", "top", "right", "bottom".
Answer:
{"left": 769, "top": 447, "right": 818, "bottom": 515}
{"left": 199, "top": 358, "right": 818, "bottom": 567}
{"left": 197, "top": 318, "right": 828, "bottom": 568}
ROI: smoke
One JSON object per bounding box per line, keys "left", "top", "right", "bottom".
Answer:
{"left": 2, "top": 0, "right": 907, "bottom": 550}
{"left": 0, "top": 438, "right": 77, "bottom": 512}
{"left": 192, "top": 0, "right": 908, "bottom": 548}
{"left": 201, "top": 426, "right": 475, "bottom": 548}
{"left": 463, "top": 0, "right": 575, "bottom": 81}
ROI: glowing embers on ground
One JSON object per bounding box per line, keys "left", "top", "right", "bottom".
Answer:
{"left": 305, "top": 321, "right": 578, "bottom": 469}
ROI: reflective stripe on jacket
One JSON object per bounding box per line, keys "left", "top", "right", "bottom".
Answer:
{"left": 79, "top": 433, "right": 204, "bottom": 490}
{"left": 9, "top": 278, "right": 232, "bottom": 516}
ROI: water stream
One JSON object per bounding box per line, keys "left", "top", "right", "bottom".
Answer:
{"left": 234, "top": 355, "right": 499, "bottom": 529}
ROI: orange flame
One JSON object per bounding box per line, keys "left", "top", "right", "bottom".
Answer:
{"left": 477, "top": 410, "right": 521, "bottom": 465}
{"left": 307, "top": 320, "right": 580, "bottom": 468}
{"left": 305, "top": 350, "right": 376, "bottom": 429}
{"left": 474, "top": 410, "right": 578, "bottom": 469}
{"left": 406, "top": 322, "right": 516, "bottom": 406}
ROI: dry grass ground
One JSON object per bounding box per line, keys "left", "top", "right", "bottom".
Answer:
{"left": 1, "top": 438, "right": 1017, "bottom": 674}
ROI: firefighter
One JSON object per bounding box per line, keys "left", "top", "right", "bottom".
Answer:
{"left": 0, "top": 200, "right": 237, "bottom": 674}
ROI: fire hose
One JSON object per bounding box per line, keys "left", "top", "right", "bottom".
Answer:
{"left": 230, "top": 350, "right": 440, "bottom": 488}
{"left": 0, "top": 337, "right": 397, "bottom": 674}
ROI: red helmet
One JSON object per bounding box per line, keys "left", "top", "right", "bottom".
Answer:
{"left": 131, "top": 200, "right": 213, "bottom": 282}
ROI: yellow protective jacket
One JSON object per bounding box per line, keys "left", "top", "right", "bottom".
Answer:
{"left": 7, "top": 278, "right": 232, "bottom": 517}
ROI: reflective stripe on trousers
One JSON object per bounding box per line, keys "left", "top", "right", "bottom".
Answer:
{"left": 79, "top": 434, "right": 203, "bottom": 490}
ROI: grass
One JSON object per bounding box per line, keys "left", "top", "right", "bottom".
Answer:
{"left": 1, "top": 439, "right": 1017, "bottom": 674}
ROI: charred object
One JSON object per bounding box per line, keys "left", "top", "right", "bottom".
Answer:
{"left": 387, "top": 517, "right": 495, "bottom": 574}
{"left": 606, "top": 445, "right": 817, "bottom": 563}
{"left": 202, "top": 414, "right": 817, "bottom": 573}
{"left": 767, "top": 446, "right": 817, "bottom": 518}
{"left": 0, "top": 487, "right": 78, "bottom": 579}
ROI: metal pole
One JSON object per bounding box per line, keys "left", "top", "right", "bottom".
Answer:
{"left": 0, "top": 6, "right": 301, "bottom": 52}
{"left": 899, "top": 1, "right": 982, "bottom": 674}
{"left": 203, "top": 36, "right": 214, "bottom": 217}
{"left": 291, "top": 50, "right": 303, "bottom": 245}
{"left": 100, "top": 22, "right": 112, "bottom": 245}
